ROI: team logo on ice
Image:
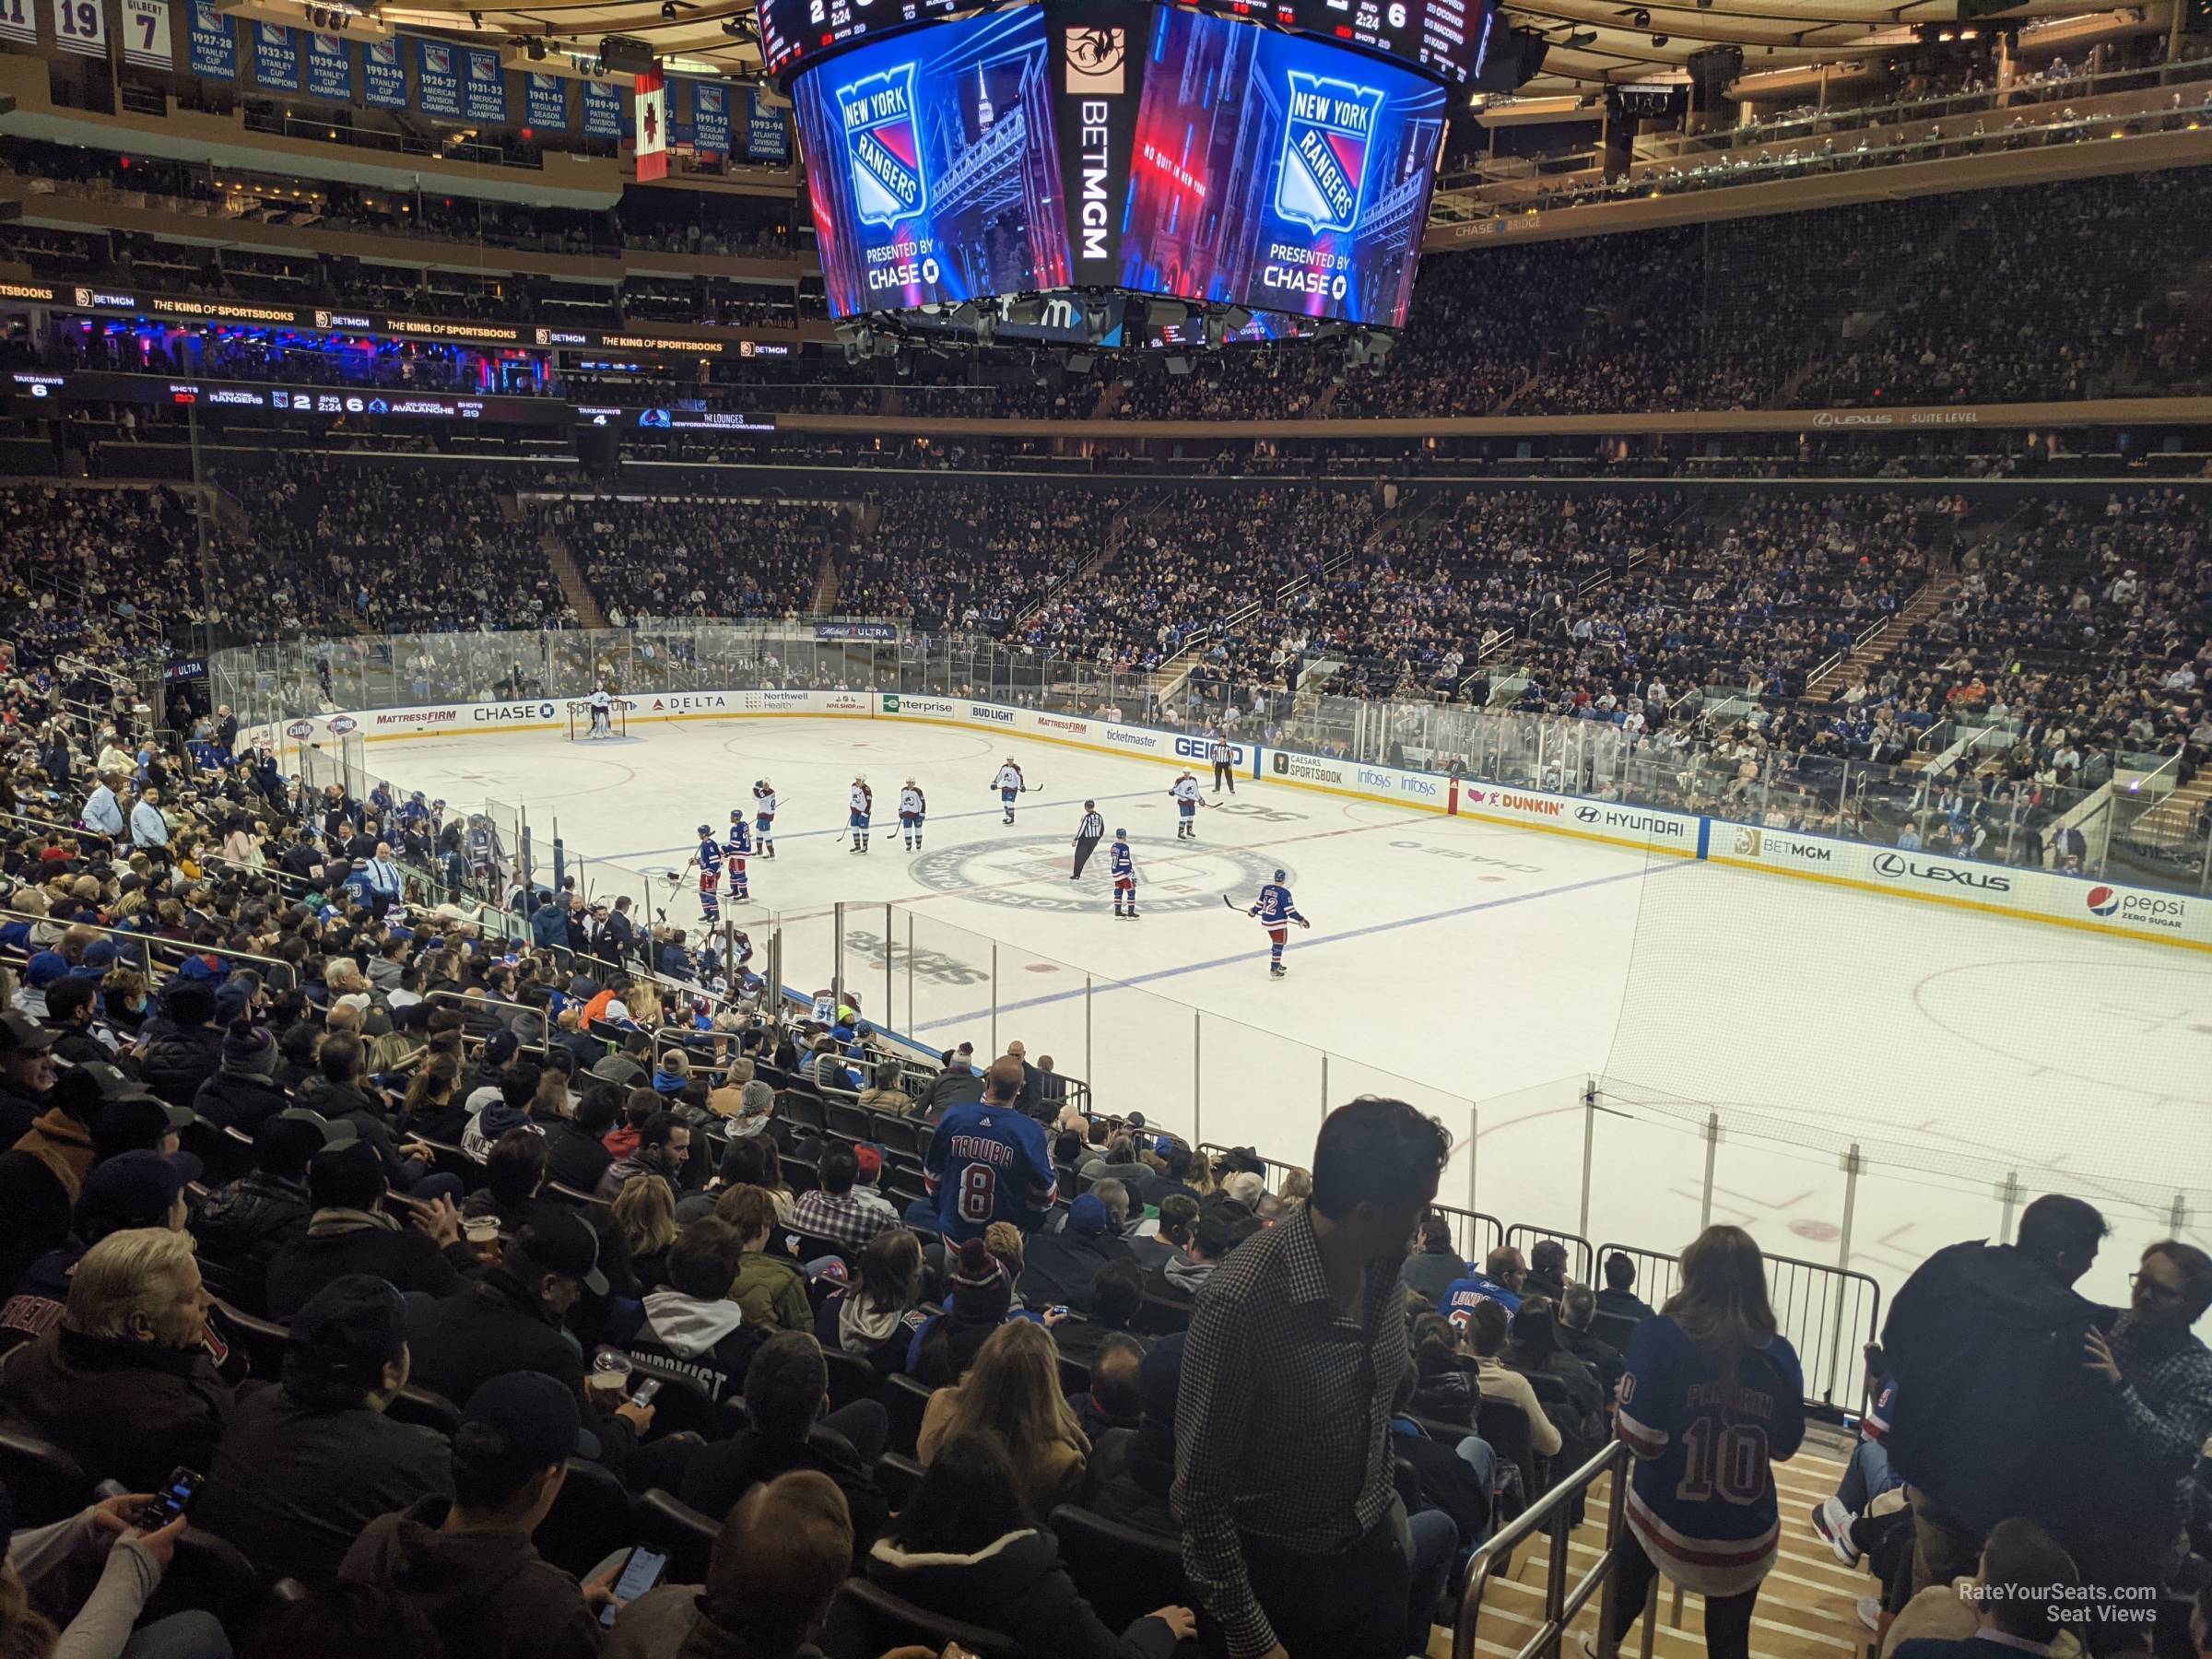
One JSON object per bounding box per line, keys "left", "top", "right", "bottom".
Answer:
{"left": 1275, "top": 71, "right": 1383, "bottom": 234}
{"left": 838, "top": 64, "right": 927, "bottom": 229}
{"left": 912, "top": 837, "right": 1292, "bottom": 917}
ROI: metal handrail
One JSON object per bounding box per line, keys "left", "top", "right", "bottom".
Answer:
{"left": 1453, "top": 1441, "right": 1646, "bottom": 1659}
{"left": 421, "top": 987, "right": 551, "bottom": 1058}
{"left": 0, "top": 905, "right": 299, "bottom": 994}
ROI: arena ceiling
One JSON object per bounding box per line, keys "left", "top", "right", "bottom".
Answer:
{"left": 360, "top": 0, "right": 2148, "bottom": 102}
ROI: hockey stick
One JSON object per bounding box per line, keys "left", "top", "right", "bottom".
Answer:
{"left": 1222, "top": 894, "right": 1247, "bottom": 912}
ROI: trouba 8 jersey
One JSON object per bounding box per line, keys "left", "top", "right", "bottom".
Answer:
{"left": 923, "top": 1100, "right": 1059, "bottom": 1243}
{"left": 1615, "top": 1316, "right": 1806, "bottom": 1596}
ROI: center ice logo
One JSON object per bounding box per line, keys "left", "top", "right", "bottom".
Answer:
{"left": 1275, "top": 71, "right": 1383, "bottom": 235}
{"left": 838, "top": 64, "right": 927, "bottom": 229}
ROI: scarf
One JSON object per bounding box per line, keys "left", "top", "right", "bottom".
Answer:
{"left": 306, "top": 1206, "right": 401, "bottom": 1238}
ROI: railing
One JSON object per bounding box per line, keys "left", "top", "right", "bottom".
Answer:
{"left": 1454, "top": 1442, "right": 1644, "bottom": 1659}
{"left": 0, "top": 906, "right": 300, "bottom": 995}
{"left": 1506, "top": 1224, "right": 1596, "bottom": 1289}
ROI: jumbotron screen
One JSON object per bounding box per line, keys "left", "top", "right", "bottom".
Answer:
{"left": 792, "top": 0, "right": 1446, "bottom": 328}
{"left": 758, "top": 0, "right": 959, "bottom": 79}
{"left": 1185, "top": 0, "right": 1488, "bottom": 84}
{"left": 794, "top": 6, "right": 1072, "bottom": 317}
{"left": 1118, "top": 4, "right": 1445, "bottom": 327}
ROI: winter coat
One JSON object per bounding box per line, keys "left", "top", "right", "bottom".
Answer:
{"left": 340, "top": 1495, "right": 603, "bottom": 1659}
{"left": 865, "top": 1526, "right": 1180, "bottom": 1659}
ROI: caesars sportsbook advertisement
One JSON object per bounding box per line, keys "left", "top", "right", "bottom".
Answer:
{"left": 791, "top": 0, "right": 1446, "bottom": 328}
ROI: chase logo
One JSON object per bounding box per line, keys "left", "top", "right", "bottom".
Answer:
{"left": 838, "top": 65, "right": 926, "bottom": 229}
{"left": 1276, "top": 71, "right": 1382, "bottom": 234}
{"left": 2086, "top": 886, "right": 2122, "bottom": 917}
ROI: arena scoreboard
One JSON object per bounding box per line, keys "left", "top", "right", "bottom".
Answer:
{"left": 1186, "top": 0, "right": 1484, "bottom": 83}
{"left": 757, "top": 0, "right": 960, "bottom": 78}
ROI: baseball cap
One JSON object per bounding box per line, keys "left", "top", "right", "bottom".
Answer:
{"left": 461, "top": 1371, "right": 581, "bottom": 1472}
{"left": 588, "top": 1053, "right": 646, "bottom": 1087}
{"left": 77, "top": 1148, "right": 189, "bottom": 1234}
{"left": 1067, "top": 1193, "right": 1110, "bottom": 1237}
{"left": 482, "top": 1030, "right": 520, "bottom": 1067}
{"left": 276, "top": 1106, "right": 359, "bottom": 1151}
{"left": 288, "top": 1275, "right": 407, "bottom": 1387}
{"left": 853, "top": 1145, "right": 883, "bottom": 1183}
{"left": 513, "top": 1203, "right": 609, "bottom": 1295}
{"left": 0, "top": 1011, "right": 59, "bottom": 1056}
{"left": 25, "top": 951, "right": 69, "bottom": 989}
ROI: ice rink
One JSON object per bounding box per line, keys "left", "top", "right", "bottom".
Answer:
{"left": 359, "top": 714, "right": 2210, "bottom": 1336}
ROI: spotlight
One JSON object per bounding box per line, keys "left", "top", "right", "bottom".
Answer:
{"left": 526, "top": 36, "right": 546, "bottom": 58}
{"left": 1652, "top": 33, "right": 1667, "bottom": 45}
{"left": 467, "top": 8, "right": 480, "bottom": 24}
{"left": 1567, "top": 29, "right": 1596, "bottom": 47}
{"left": 660, "top": 2, "right": 676, "bottom": 19}
{"left": 1630, "top": 9, "right": 1649, "bottom": 27}
{"left": 722, "top": 18, "right": 742, "bottom": 34}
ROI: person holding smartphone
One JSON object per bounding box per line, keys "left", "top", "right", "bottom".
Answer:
{"left": 3, "top": 1488, "right": 228, "bottom": 1659}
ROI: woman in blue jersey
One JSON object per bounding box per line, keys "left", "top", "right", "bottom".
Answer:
{"left": 1608, "top": 1225, "right": 1805, "bottom": 1659}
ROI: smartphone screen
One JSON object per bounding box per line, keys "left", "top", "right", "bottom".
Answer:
{"left": 629, "top": 1378, "right": 663, "bottom": 1409}
{"left": 136, "top": 1467, "right": 204, "bottom": 1530}
{"left": 601, "top": 1547, "right": 668, "bottom": 1626}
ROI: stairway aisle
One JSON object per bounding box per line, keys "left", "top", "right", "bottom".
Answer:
{"left": 1436, "top": 1440, "right": 1870, "bottom": 1659}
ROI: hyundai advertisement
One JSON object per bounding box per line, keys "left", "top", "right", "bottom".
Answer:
{"left": 1118, "top": 5, "right": 1443, "bottom": 326}
{"left": 794, "top": 6, "right": 1072, "bottom": 319}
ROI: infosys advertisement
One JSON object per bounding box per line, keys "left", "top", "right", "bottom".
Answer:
{"left": 794, "top": 5, "right": 1072, "bottom": 319}
{"left": 1119, "top": 6, "right": 1444, "bottom": 326}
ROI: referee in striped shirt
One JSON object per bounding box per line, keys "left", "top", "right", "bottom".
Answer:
{"left": 1071, "top": 800, "right": 1106, "bottom": 878}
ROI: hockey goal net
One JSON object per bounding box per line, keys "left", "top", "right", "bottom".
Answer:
{"left": 567, "top": 700, "right": 628, "bottom": 741}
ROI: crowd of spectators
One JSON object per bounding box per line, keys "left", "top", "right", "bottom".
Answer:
{"left": 0, "top": 485, "right": 199, "bottom": 668}
{"left": 548, "top": 495, "right": 841, "bottom": 625}
{"left": 204, "top": 456, "right": 574, "bottom": 638}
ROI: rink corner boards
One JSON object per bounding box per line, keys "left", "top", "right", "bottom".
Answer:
{"left": 250, "top": 689, "right": 2212, "bottom": 956}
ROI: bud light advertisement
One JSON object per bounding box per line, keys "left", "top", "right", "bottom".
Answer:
{"left": 793, "top": 5, "right": 1072, "bottom": 319}
{"left": 1119, "top": 6, "right": 1444, "bottom": 327}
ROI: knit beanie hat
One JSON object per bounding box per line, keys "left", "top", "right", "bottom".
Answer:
{"left": 949, "top": 1237, "right": 1011, "bottom": 1323}
{"left": 222, "top": 1018, "right": 277, "bottom": 1077}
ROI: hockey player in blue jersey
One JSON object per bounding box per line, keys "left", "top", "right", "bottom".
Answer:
{"left": 752, "top": 780, "right": 778, "bottom": 859}
{"left": 848, "top": 776, "right": 873, "bottom": 854}
{"left": 691, "top": 824, "right": 724, "bottom": 923}
{"left": 1610, "top": 1225, "right": 1805, "bottom": 1659}
{"left": 898, "top": 780, "right": 927, "bottom": 852}
{"left": 923, "top": 1057, "right": 1059, "bottom": 1242}
{"left": 1109, "top": 830, "right": 1139, "bottom": 919}
{"left": 724, "top": 810, "right": 752, "bottom": 902}
{"left": 1245, "top": 869, "right": 1309, "bottom": 978}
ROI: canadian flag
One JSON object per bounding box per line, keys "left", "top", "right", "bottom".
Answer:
{"left": 634, "top": 65, "right": 667, "bottom": 180}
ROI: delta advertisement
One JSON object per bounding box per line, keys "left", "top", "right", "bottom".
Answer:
{"left": 244, "top": 690, "right": 2209, "bottom": 952}
{"left": 794, "top": 5, "right": 1071, "bottom": 318}
{"left": 1117, "top": 6, "right": 1446, "bottom": 327}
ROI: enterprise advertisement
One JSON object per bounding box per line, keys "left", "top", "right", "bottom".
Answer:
{"left": 794, "top": 6, "right": 1072, "bottom": 318}
{"left": 1118, "top": 5, "right": 1444, "bottom": 326}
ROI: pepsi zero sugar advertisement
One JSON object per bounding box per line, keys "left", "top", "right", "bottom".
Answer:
{"left": 795, "top": 6, "right": 1072, "bottom": 319}
{"left": 1120, "top": 6, "right": 1445, "bottom": 327}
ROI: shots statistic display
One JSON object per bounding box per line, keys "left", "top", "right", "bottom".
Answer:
{"left": 759, "top": 0, "right": 959, "bottom": 79}
{"left": 794, "top": 6, "right": 1072, "bottom": 318}
{"left": 1118, "top": 5, "right": 1444, "bottom": 326}
{"left": 1186, "top": 0, "right": 1487, "bottom": 83}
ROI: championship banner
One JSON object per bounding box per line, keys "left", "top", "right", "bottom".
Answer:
{"left": 253, "top": 20, "right": 299, "bottom": 89}
{"left": 464, "top": 47, "right": 506, "bottom": 123}
{"left": 362, "top": 36, "right": 405, "bottom": 106}
{"left": 417, "top": 38, "right": 461, "bottom": 117}
{"left": 746, "top": 86, "right": 788, "bottom": 161}
{"left": 635, "top": 64, "right": 667, "bottom": 178}
{"left": 690, "top": 79, "right": 730, "bottom": 154}
{"left": 304, "top": 29, "right": 350, "bottom": 100}
{"left": 582, "top": 77, "right": 622, "bottom": 138}
{"left": 525, "top": 70, "right": 568, "bottom": 131}
{"left": 185, "top": 0, "right": 232, "bottom": 77}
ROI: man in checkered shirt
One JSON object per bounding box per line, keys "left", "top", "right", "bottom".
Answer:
{"left": 1173, "top": 1097, "right": 1453, "bottom": 1659}
{"left": 787, "top": 1144, "right": 901, "bottom": 1253}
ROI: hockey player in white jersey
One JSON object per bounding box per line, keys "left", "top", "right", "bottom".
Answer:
{"left": 587, "top": 687, "right": 614, "bottom": 737}
{"left": 898, "top": 780, "right": 927, "bottom": 852}
{"left": 848, "top": 776, "right": 874, "bottom": 854}
{"left": 752, "top": 780, "right": 777, "bottom": 859}
{"left": 992, "top": 759, "right": 1025, "bottom": 825}
{"left": 1169, "top": 771, "right": 1206, "bottom": 840}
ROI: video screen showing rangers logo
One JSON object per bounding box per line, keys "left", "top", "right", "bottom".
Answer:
{"left": 1118, "top": 6, "right": 1444, "bottom": 327}
{"left": 794, "top": 6, "right": 1072, "bottom": 319}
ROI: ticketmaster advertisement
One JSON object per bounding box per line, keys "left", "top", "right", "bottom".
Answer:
{"left": 794, "top": 5, "right": 1071, "bottom": 317}
{"left": 1117, "top": 6, "right": 1445, "bottom": 326}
